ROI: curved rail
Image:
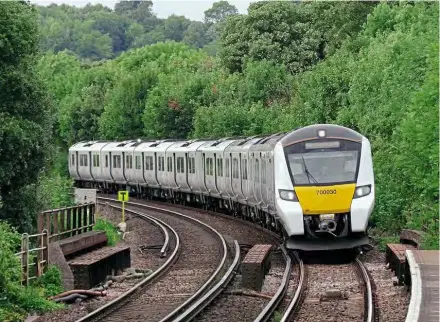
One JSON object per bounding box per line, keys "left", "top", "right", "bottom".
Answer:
{"left": 75, "top": 205, "right": 181, "bottom": 322}
{"left": 254, "top": 245, "right": 292, "bottom": 322}
{"left": 355, "top": 257, "right": 374, "bottom": 322}
{"left": 173, "top": 240, "right": 241, "bottom": 322}
{"left": 99, "top": 197, "right": 231, "bottom": 321}
{"left": 102, "top": 202, "right": 170, "bottom": 256}
{"left": 280, "top": 251, "right": 306, "bottom": 322}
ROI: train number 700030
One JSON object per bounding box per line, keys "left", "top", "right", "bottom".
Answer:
{"left": 316, "top": 189, "right": 337, "bottom": 195}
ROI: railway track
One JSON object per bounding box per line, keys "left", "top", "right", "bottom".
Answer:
{"left": 99, "top": 196, "right": 284, "bottom": 322}
{"left": 77, "top": 198, "right": 240, "bottom": 322}
{"left": 277, "top": 254, "right": 376, "bottom": 322}
{"left": 90, "top": 196, "right": 376, "bottom": 322}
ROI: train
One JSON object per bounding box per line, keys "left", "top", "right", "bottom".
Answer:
{"left": 69, "top": 124, "right": 375, "bottom": 251}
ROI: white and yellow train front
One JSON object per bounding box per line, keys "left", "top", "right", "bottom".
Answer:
{"left": 274, "top": 124, "right": 375, "bottom": 251}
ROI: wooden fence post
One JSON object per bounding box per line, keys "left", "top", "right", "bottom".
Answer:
{"left": 42, "top": 229, "right": 49, "bottom": 274}
{"left": 22, "top": 233, "right": 29, "bottom": 286}
{"left": 89, "top": 203, "right": 95, "bottom": 231}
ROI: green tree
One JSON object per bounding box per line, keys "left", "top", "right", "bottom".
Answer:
{"left": 114, "top": 0, "right": 159, "bottom": 32}
{"left": 162, "top": 15, "right": 191, "bottom": 42}
{"left": 220, "top": 2, "right": 322, "bottom": 73}
{"left": 0, "top": 1, "right": 53, "bottom": 230}
{"left": 204, "top": 1, "right": 238, "bottom": 24}
{"left": 183, "top": 21, "right": 208, "bottom": 48}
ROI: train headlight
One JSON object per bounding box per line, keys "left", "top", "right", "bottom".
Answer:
{"left": 353, "top": 185, "right": 371, "bottom": 198}
{"left": 279, "top": 190, "right": 298, "bottom": 202}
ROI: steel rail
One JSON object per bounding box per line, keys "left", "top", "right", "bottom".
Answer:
{"left": 254, "top": 245, "right": 292, "bottom": 322}
{"left": 172, "top": 240, "right": 241, "bottom": 322}
{"left": 75, "top": 204, "right": 180, "bottom": 322}
{"left": 98, "top": 197, "right": 230, "bottom": 322}
{"left": 355, "top": 257, "right": 374, "bottom": 322}
{"left": 102, "top": 202, "right": 170, "bottom": 256}
{"left": 280, "top": 251, "right": 305, "bottom": 322}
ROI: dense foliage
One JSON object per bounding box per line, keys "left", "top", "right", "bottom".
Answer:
{"left": 37, "top": 1, "right": 438, "bottom": 248}
{"left": 37, "top": 0, "right": 238, "bottom": 60}
{"left": 0, "top": 222, "right": 62, "bottom": 321}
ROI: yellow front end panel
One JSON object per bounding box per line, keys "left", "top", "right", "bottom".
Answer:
{"left": 295, "top": 184, "right": 356, "bottom": 214}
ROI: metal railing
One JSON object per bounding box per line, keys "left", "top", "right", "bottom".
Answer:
{"left": 14, "top": 203, "right": 96, "bottom": 285}
{"left": 37, "top": 202, "right": 96, "bottom": 241}
{"left": 14, "top": 229, "right": 49, "bottom": 286}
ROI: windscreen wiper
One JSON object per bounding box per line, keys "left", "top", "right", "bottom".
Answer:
{"left": 301, "top": 156, "right": 319, "bottom": 185}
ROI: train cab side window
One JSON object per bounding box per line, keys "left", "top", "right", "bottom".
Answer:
{"left": 242, "top": 159, "right": 248, "bottom": 180}
{"left": 105, "top": 155, "right": 108, "bottom": 168}
{"left": 135, "top": 156, "right": 141, "bottom": 169}
{"left": 232, "top": 158, "right": 238, "bottom": 179}
{"left": 217, "top": 158, "right": 223, "bottom": 177}
{"left": 71, "top": 154, "right": 75, "bottom": 166}
{"left": 225, "top": 158, "right": 230, "bottom": 178}
{"left": 167, "top": 156, "right": 172, "bottom": 172}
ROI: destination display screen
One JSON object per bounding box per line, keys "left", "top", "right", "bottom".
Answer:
{"left": 305, "top": 141, "right": 341, "bottom": 150}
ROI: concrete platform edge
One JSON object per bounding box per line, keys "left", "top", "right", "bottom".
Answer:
{"left": 405, "top": 250, "right": 422, "bottom": 322}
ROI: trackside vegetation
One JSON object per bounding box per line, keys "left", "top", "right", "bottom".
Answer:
{"left": 93, "top": 217, "right": 121, "bottom": 246}
{"left": 0, "top": 222, "right": 63, "bottom": 322}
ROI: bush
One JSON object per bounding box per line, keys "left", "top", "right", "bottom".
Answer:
{"left": 0, "top": 222, "right": 62, "bottom": 321}
{"left": 93, "top": 217, "right": 120, "bottom": 246}
{"left": 31, "top": 265, "right": 63, "bottom": 297}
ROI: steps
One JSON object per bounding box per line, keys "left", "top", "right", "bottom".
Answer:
{"left": 50, "top": 230, "right": 131, "bottom": 290}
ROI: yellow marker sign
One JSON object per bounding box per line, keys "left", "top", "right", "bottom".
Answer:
{"left": 118, "top": 191, "right": 129, "bottom": 223}
{"left": 118, "top": 191, "right": 129, "bottom": 202}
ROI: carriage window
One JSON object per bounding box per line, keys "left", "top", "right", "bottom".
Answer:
{"left": 225, "top": 158, "right": 230, "bottom": 177}
{"left": 255, "top": 159, "right": 260, "bottom": 183}
{"left": 105, "top": 155, "right": 108, "bottom": 168}
{"left": 92, "top": 154, "right": 99, "bottom": 167}
{"left": 113, "top": 155, "right": 121, "bottom": 168}
{"left": 262, "top": 159, "right": 266, "bottom": 184}
{"left": 71, "top": 154, "right": 75, "bottom": 166}
{"left": 125, "top": 155, "right": 133, "bottom": 169}
{"left": 242, "top": 158, "right": 248, "bottom": 180}
{"left": 176, "top": 157, "right": 185, "bottom": 173}
{"left": 145, "top": 156, "right": 153, "bottom": 171}
{"left": 206, "top": 158, "right": 214, "bottom": 176}
{"left": 135, "top": 156, "right": 141, "bottom": 169}
{"left": 217, "top": 158, "right": 223, "bottom": 177}
{"left": 157, "top": 156, "right": 164, "bottom": 171}
{"left": 188, "top": 157, "right": 195, "bottom": 174}
{"left": 167, "top": 156, "right": 173, "bottom": 172}
{"left": 232, "top": 158, "right": 239, "bottom": 179}
{"left": 79, "top": 154, "right": 88, "bottom": 167}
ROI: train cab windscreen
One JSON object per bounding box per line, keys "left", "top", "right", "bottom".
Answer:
{"left": 285, "top": 140, "right": 361, "bottom": 186}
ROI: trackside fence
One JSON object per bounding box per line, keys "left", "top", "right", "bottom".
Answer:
{"left": 14, "top": 230, "right": 49, "bottom": 286}
{"left": 14, "top": 203, "right": 96, "bottom": 285}
{"left": 37, "top": 202, "right": 96, "bottom": 241}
